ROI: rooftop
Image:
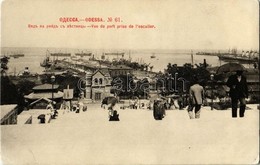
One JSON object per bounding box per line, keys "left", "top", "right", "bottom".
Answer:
{"left": 33, "top": 83, "right": 59, "bottom": 90}
{"left": 29, "top": 97, "right": 53, "bottom": 106}
{"left": 92, "top": 69, "right": 110, "bottom": 77}
{"left": 109, "top": 65, "right": 132, "bottom": 70}
{"left": 24, "top": 91, "right": 64, "bottom": 100}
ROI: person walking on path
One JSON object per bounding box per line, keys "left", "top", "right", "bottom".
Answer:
{"left": 188, "top": 78, "right": 204, "bottom": 119}
{"left": 109, "top": 110, "right": 120, "bottom": 121}
{"left": 153, "top": 98, "right": 166, "bottom": 120}
{"left": 226, "top": 70, "right": 248, "bottom": 118}
{"left": 47, "top": 102, "right": 55, "bottom": 119}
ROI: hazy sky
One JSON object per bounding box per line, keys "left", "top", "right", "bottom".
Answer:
{"left": 1, "top": 0, "right": 259, "bottom": 50}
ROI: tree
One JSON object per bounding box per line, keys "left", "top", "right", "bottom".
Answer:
{"left": 136, "top": 78, "right": 149, "bottom": 98}
{"left": 16, "top": 80, "right": 36, "bottom": 95}
{"left": 1, "top": 56, "right": 9, "bottom": 76}
{"left": 1, "top": 76, "right": 19, "bottom": 104}
{"left": 0, "top": 56, "right": 19, "bottom": 104}
{"left": 111, "top": 74, "right": 138, "bottom": 98}
{"left": 162, "top": 62, "right": 210, "bottom": 96}
{"left": 42, "top": 73, "right": 85, "bottom": 98}
{"left": 15, "top": 80, "right": 36, "bottom": 114}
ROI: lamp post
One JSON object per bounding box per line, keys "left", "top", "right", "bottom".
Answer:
{"left": 210, "top": 74, "right": 214, "bottom": 110}
{"left": 175, "top": 72, "right": 178, "bottom": 92}
{"left": 51, "top": 75, "right": 56, "bottom": 105}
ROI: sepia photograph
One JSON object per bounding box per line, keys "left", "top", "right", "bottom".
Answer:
{"left": 0, "top": 0, "right": 259, "bottom": 164}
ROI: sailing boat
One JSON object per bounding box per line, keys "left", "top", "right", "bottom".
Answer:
{"left": 40, "top": 50, "right": 52, "bottom": 67}
{"left": 191, "top": 50, "right": 194, "bottom": 66}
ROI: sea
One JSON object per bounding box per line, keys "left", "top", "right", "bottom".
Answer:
{"left": 1, "top": 47, "right": 229, "bottom": 75}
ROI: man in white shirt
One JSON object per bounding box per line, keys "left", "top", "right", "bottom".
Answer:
{"left": 188, "top": 78, "right": 204, "bottom": 119}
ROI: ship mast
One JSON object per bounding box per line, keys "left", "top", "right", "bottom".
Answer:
{"left": 191, "top": 50, "right": 194, "bottom": 67}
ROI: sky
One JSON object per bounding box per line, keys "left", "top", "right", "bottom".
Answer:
{"left": 1, "top": 0, "right": 259, "bottom": 50}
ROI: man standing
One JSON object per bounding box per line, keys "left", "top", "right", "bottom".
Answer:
{"left": 226, "top": 70, "right": 248, "bottom": 118}
{"left": 188, "top": 79, "right": 204, "bottom": 119}
{"left": 153, "top": 99, "right": 166, "bottom": 120}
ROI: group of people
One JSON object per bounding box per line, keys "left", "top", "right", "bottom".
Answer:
{"left": 106, "top": 69, "right": 250, "bottom": 121}
{"left": 46, "top": 102, "right": 58, "bottom": 119}
{"left": 72, "top": 100, "right": 87, "bottom": 113}
{"left": 152, "top": 69, "right": 249, "bottom": 120}
{"left": 106, "top": 69, "right": 249, "bottom": 121}
{"left": 129, "top": 99, "right": 139, "bottom": 109}
{"left": 187, "top": 69, "right": 248, "bottom": 119}
{"left": 63, "top": 99, "right": 87, "bottom": 113}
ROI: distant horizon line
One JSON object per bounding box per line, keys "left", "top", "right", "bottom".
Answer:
{"left": 1, "top": 46, "right": 258, "bottom": 51}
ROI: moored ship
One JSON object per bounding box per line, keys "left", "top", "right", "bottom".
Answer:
{"left": 75, "top": 51, "right": 92, "bottom": 57}
{"left": 50, "top": 53, "right": 71, "bottom": 57}
{"left": 104, "top": 52, "right": 125, "bottom": 56}
{"left": 40, "top": 50, "right": 52, "bottom": 67}
{"left": 9, "top": 53, "right": 25, "bottom": 58}
{"left": 217, "top": 50, "right": 259, "bottom": 63}
{"left": 150, "top": 54, "right": 156, "bottom": 58}
{"left": 40, "top": 56, "right": 52, "bottom": 67}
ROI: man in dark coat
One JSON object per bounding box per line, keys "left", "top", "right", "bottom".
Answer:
{"left": 153, "top": 99, "right": 166, "bottom": 120}
{"left": 109, "top": 110, "right": 120, "bottom": 121}
{"left": 226, "top": 70, "right": 248, "bottom": 118}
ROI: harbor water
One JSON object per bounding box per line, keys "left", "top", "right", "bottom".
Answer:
{"left": 2, "top": 47, "right": 224, "bottom": 75}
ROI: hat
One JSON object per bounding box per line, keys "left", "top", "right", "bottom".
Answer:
{"left": 236, "top": 69, "right": 244, "bottom": 75}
